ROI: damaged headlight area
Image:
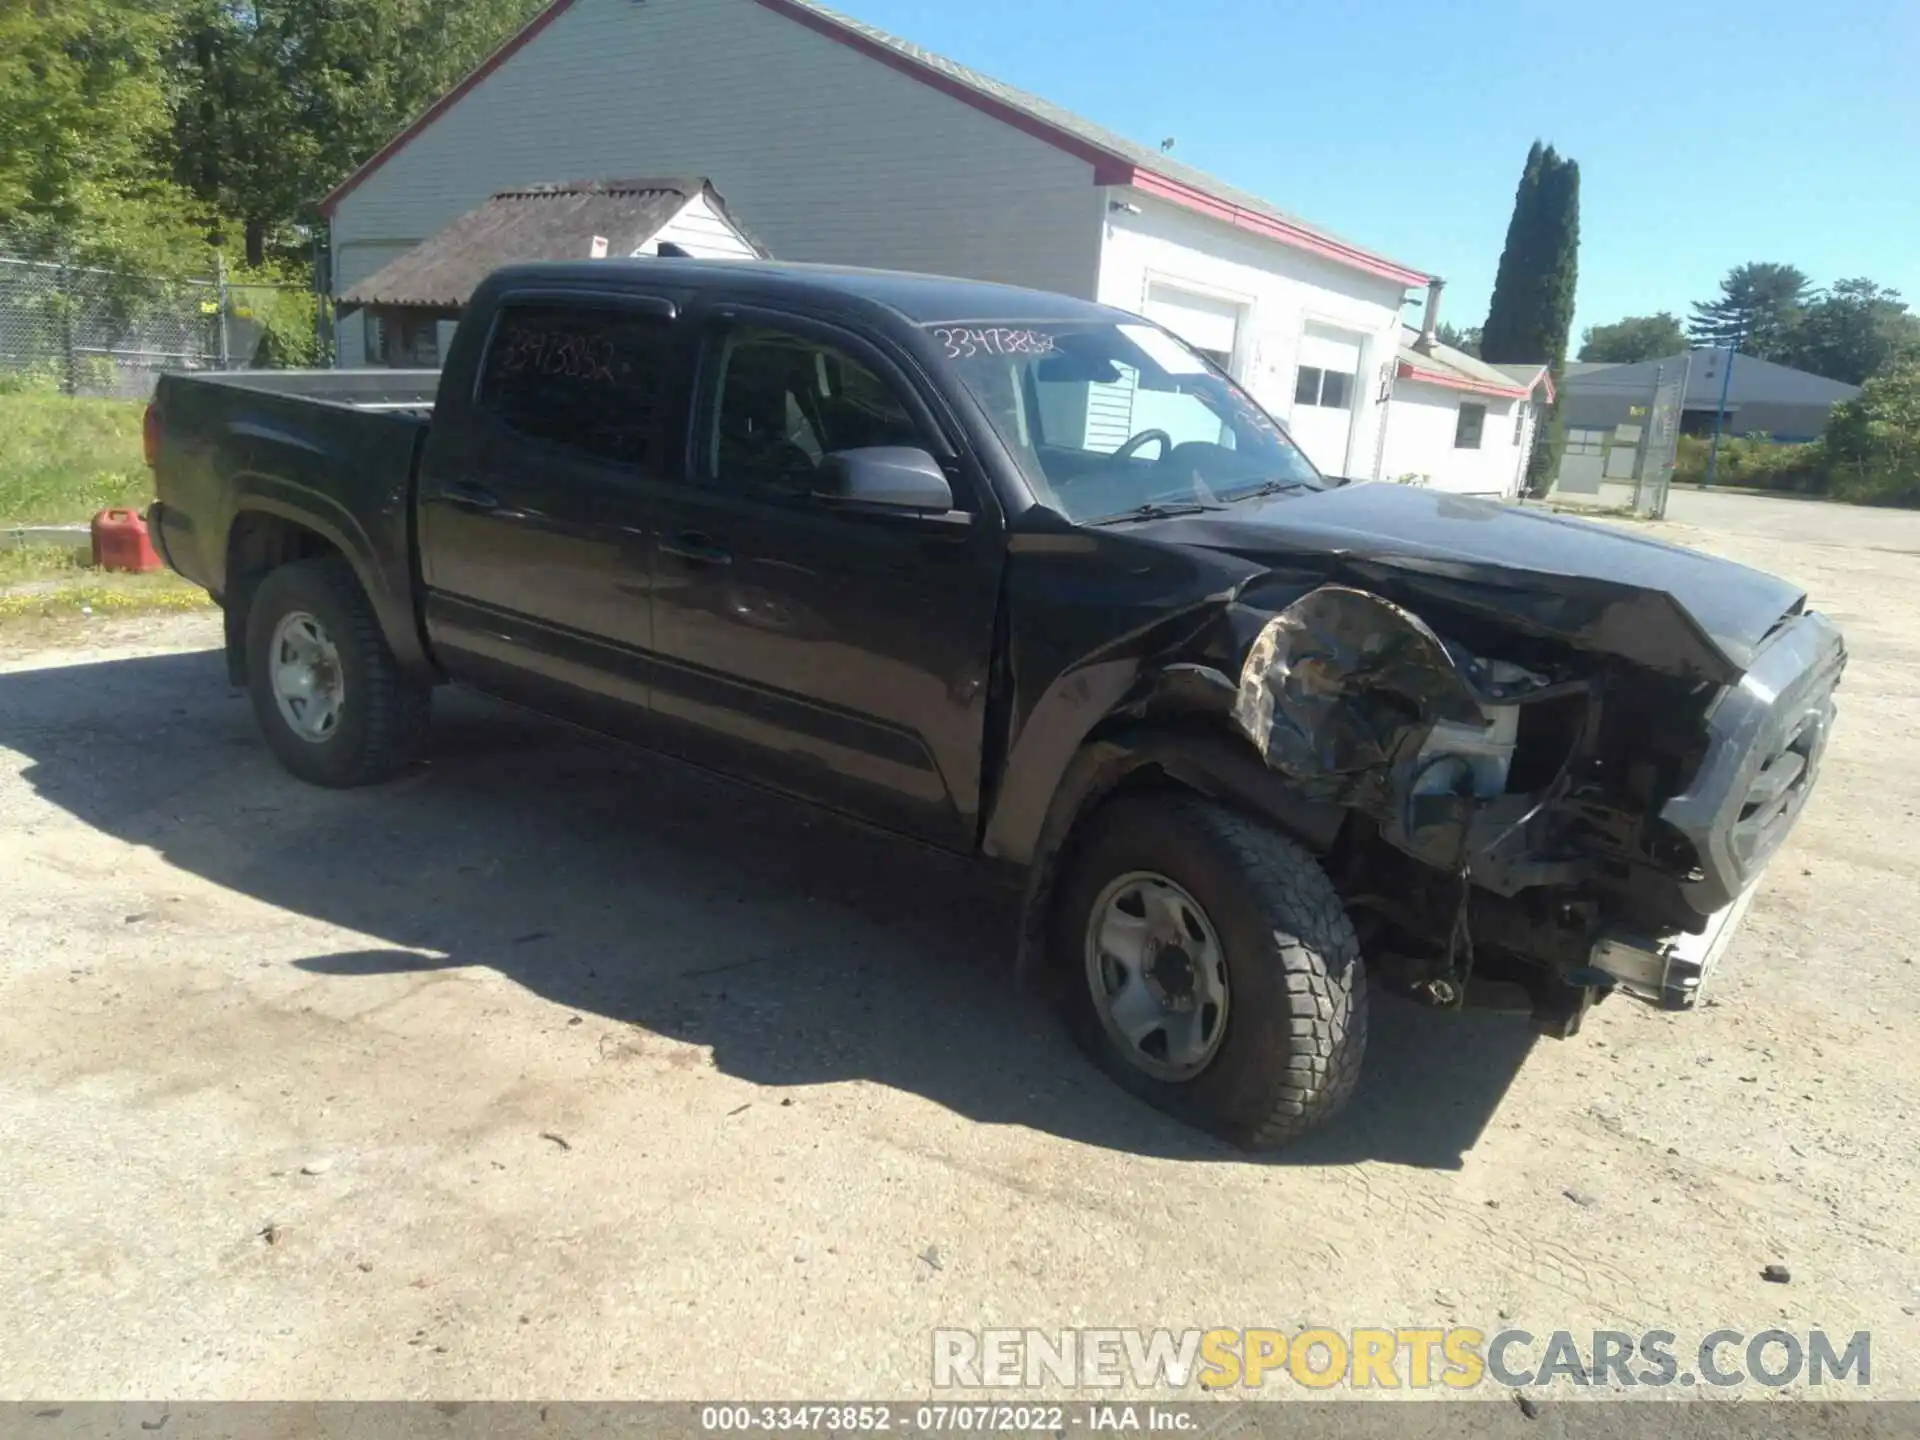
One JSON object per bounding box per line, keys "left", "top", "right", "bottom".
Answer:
{"left": 1230, "top": 583, "right": 1573, "bottom": 825}
{"left": 1221, "top": 581, "right": 1733, "bottom": 1031}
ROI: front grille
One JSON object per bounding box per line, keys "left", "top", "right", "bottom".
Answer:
{"left": 1660, "top": 612, "right": 1845, "bottom": 915}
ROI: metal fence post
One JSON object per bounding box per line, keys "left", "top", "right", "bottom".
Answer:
{"left": 58, "top": 253, "right": 77, "bottom": 396}
{"left": 215, "top": 251, "right": 231, "bottom": 370}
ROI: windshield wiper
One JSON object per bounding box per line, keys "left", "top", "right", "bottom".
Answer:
{"left": 1087, "top": 500, "right": 1226, "bottom": 526}
{"left": 1226, "top": 478, "right": 1316, "bottom": 503}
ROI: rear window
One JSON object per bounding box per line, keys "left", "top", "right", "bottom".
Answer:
{"left": 478, "top": 303, "right": 675, "bottom": 468}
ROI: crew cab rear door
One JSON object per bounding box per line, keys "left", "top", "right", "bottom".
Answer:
{"left": 645, "top": 303, "right": 1003, "bottom": 849}
{"left": 416, "top": 288, "right": 691, "bottom": 735}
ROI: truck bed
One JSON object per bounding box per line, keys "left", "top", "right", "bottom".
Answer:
{"left": 147, "top": 369, "right": 440, "bottom": 652}
{"left": 173, "top": 367, "right": 440, "bottom": 417}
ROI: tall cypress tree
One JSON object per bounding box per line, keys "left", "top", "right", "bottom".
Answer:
{"left": 1480, "top": 142, "right": 1546, "bottom": 364}
{"left": 1481, "top": 141, "right": 1580, "bottom": 493}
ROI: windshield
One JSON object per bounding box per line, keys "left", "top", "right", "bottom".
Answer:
{"left": 925, "top": 319, "right": 1324, "bottom": 523}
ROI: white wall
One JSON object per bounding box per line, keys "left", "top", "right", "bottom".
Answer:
{"left": 1094, "top": 194, "right": 1413, "bottom": 479}
{"left": 1379, "top": 379, "right": 1531, "bottom": 497}
{"left": 646, "top": 192, "right": 761, "bottom": 260}
{"left": 331, "top": 0, "right": 1104, "bottom": 366}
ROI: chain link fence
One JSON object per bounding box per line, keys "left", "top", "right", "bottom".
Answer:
{"left": 1553, "top": 356, "right": 1692, "bottom": 519}
{"left": 0, "top": 250, "right": 329, "bottom": 399}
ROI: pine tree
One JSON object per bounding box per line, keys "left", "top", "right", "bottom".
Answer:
{"left": 1688, "top": 263, "right": 1810, "bottom": 361}
{"left": 1481, "top": 142, "right": 1580, "bottom": 492}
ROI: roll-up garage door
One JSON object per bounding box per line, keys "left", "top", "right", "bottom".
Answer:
{"left": 1142, "top": 284, "right": 1242, "bottom": 369}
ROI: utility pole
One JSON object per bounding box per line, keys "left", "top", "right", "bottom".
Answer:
{"left": 1702, "top": 330, "right": 1740, "bottom": 490}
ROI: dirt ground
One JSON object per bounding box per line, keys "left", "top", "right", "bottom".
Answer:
{"left": 2, "top": 495, "right": 1917, "bottom": 1408}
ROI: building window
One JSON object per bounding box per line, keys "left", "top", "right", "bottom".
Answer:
{"left": 1455, "top": 402, "right": 1487, "bottom": 450}
{"left": 1513, "top": 404, "right": 1527, "bottom": 444}
{"left": 365, "top": 311, "right": 440, "bottom": 368}
{"left": 1565, "top": 427, "right": 1607, "bottom": 457}
{"left": 1295, "top": 365, "right": 1354, "bottom": 410}
{"left": 477, "top": 302, "right": 674, "bottom": 468}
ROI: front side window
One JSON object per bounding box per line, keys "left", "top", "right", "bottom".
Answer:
{"left": 708, "top": 326, "right": 926, "bottom": 493}
{"left": 1455, "top": 402, "right": 1487, "bottom": 450}
{"left": 478, "top": 303, "right": 673, "bottom": 467}
{"left": 927, "top": 319, "right": 1322, "bottom": 524}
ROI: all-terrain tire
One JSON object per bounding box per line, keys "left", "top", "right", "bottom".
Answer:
{"left": 245, "top": 556, "right": 430, "bottom": 788}
{"left": 1053, "top": 794, "right": 1368, "bottom": 1148}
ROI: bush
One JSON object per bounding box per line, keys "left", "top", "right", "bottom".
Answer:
{"left": 0, "top": 393, "right": 151, "bottom": 525}
{"left": 1825, "top": 362, "right": 1920, "bottom": 507}
{"left": 1673, "top": 433, "right": 1830, "bottom": 494}
{"left": 226, "top": 260, "right": 323, "bottom": 368}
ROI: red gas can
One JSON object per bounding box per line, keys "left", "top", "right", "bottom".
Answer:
{"left": 92, "top": 508, "right": 163, "bottom": 573}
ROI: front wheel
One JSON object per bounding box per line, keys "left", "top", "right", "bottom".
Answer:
{"left": 245, "top": 556, "right": 430, "bottom": 788}
{"left": 1053, "top": 795, "right": 1367, "bottom": 1148}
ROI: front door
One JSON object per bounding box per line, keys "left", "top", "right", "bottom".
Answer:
{"left": 646, "top": 311, "right": 1002, "bottom": 849}
{"left": 1289, "top": 323, "right": 1364, "bottom": 477}
{"left": 417, "top": 292, "right": 690, "bottom": 735}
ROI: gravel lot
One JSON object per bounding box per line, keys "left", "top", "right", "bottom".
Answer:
{"left": 3, "top": 494, "right": 1917, "bottom": 1408}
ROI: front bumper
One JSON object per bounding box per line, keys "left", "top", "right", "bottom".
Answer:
{"left": 1589, "top": 883, "right": 1759, "bottom": 1009}
{"left": 1661, "top": 612, "right": 1844, "bottom": 915}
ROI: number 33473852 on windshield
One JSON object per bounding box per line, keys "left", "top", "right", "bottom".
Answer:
{"left": 931, "top": 327, "right": 1058, "bottom": 359}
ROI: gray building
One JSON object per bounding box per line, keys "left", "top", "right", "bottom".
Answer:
{"left": 1562, "top": 349, "right": 1860, "bottom": 445}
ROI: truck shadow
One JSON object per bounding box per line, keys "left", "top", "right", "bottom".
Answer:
{"left": 0, "top": 647, "right": 1538, "bottom": 1169}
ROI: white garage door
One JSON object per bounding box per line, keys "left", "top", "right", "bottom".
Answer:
{"left": 1141, "top": 284, "right": 1242, "bottom": 370}
{"left": 1290, "top": 322, "right": 1365, "bottom": 476}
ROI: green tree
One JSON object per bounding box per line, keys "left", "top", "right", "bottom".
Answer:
{"left": 1435, "top": 322, "right": 1481, "bottom": 357}
{"left": 1481, "top": 140, "right": 1580, "bottom": 491}
{"left": 1784, "top": 279, "right": 1920, "bottom": 385}
{"left": 1826, "top": 360, "right": 1920, "bottom": 506}
{"left": 1578, "top": 311, "right": 1685, "bottom": 364}
{"left": 170, "top": 0, "right": 547, "bottom": 265}
{"left": 1688, "top": 262, "right": 1809, "bottom": 361}
{"left": 0, "top": 0, "right": 206, "bottom": 272}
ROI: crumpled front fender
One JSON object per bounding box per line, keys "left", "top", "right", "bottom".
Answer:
{"left": 1231, "top": 584, "right": 1487, "bottom": 794}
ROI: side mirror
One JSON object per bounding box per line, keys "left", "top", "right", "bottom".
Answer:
{"left": 814, "top": 447, "right": 954, "bottom": 513}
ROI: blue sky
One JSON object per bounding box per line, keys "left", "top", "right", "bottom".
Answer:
{"left": 839, "top": 0, "right": 1920, "bottom": 342}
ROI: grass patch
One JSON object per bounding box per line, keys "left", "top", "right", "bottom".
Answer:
{"left": 0, "top": 392, "right": 153, "bottom": 527}
{"left": 0, "top": 542, "right": 90, "bottom": 585}
{"left": 0, "top": 568, "right": 211, "bottom": 623}
{"left": 0, "top": 542, "right": 211, "bottom": 630}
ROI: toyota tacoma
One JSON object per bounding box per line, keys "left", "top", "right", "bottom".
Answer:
{"left": 144, "top": 259, "right": 1845, "bottom": 1146}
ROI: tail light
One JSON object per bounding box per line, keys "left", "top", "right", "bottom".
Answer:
{"left": 142, "top": 401, "right": 162, "bottom": 469}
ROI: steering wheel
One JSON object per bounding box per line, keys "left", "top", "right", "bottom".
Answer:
{"left": 1110, "top": 429, "right": 1173, "bottom": 464}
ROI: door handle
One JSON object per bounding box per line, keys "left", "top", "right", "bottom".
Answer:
{"left": 439, "top": 482, "right": 500, "bottom": 511}
{"left": 660, "top": 531, "right": 732, "bottom": 566}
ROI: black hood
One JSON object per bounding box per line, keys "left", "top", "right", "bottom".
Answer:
{"left": 1130, "top": 483, "right": 1807, "bottom": 684}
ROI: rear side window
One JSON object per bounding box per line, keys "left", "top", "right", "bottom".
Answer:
{"left": 479, "top": 303, "right": 675, "bottom": 468}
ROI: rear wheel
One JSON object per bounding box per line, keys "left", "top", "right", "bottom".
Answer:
{"left": 245, "top": 557, "right": 429, "bottom": 788}
{"left": 1054, "top": 795, "right": 1367, "bottom": 1148}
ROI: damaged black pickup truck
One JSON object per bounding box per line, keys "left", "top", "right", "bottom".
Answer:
{"left": 146, "top": 258, "right": 1845, "bottom": 1146}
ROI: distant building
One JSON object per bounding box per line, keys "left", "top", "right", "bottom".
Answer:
{"left": 1381, "top": 313, "right": 1552, "bottom": 498}
{"left": 1562, "top": 350, "right": 1860, "bottom": 445}
{"left": 338, "top": 177, "right": 764, "bottom": 367}
{"left": 319, "top": 0, "right": 1442, "bottom": 478}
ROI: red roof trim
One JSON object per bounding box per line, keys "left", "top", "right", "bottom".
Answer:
{"left": 320, "top": 0, "right": 1429, "bottom": 289}
{"left": 1128, "top": 171, "right": 1431, "bottom": 287}
{"left": 1397, "top": 359, "right": 1546, "bottom": 401}
{"left": 320, "top": 0, "right": 581, "bottom": 217}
